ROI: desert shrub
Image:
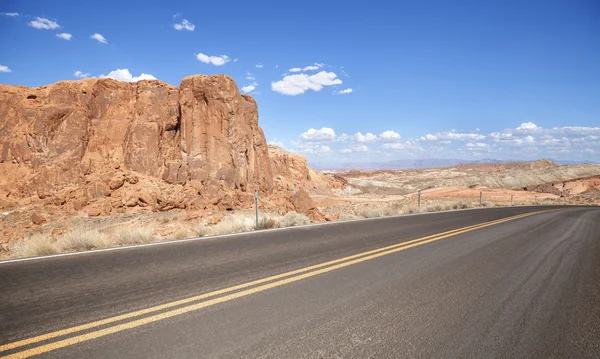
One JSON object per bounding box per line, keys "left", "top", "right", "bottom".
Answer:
{"left": 276, "top": 212, "right": 311, "bottom": 228}
{"left": 172, "top": 228, "right": 190, "bottom": 240}
{"left": 191, "top": 224, "right": 208, "bottom": 237}
{"left": 481, "top": 201, "right": 496, "bottom": 207}
{"left": 361, "top": 206, "right": 397, "bottom": 218}
{"left": 338, "top": 213, "right": 364, "bottom": 221}
{"left": 424, "top": 204, "right": 445, "bottom": 212}
{"left": 254, "top": 217, "right": 277, "bottom": 230}
{"left": 114, "top": 226, "right": 155, "bottom": 245}
{"left": 403, "top": 206, "right": 421, "bottom": 214}
{"left": 212, "top": 214, "right": 254, "bottom": 235}
{"left": 58, "top": 230, "right": 108, "bottom": 252}
{"left": 453, "top": 201, "right": 471, "bottom": 210}
{"left": 11, "top": 233, "right": 58, "bottom": 258}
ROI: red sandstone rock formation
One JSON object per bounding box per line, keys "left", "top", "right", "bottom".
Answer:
{"left": 0, "top": 75, "right": 272, "bottom": 215}
{"left": 0, "top": 75, "right": 345, "bottom": 242}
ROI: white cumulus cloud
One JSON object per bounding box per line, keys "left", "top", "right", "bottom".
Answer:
{"left": 353, "top": 144, "right": 369, "bottom": 152}
{"left": 337, "top": 133, "right": 350, "bottom": 142}
{"left": 465, "top": 142, "right": 489, "bottom": 149}
{"left": 28, "top": 17, "right": 60, "bottom": 30}
{"left": 56, "top": 33, "right": 72, "bottom": 40}
{"left": 196, "top": 53, "right": 230, "bottom": 66}
{"left": 380, "top": 130, "right": 401, "bottom": 142}
{"left": 255, "top": 64, "right": 264, "bottom": 68}
{"left": 337, "top": 88, "right": 353, "bottom": 95}
{"left": 74, "top": 70, "right": 90, "bottom": 78}
{"left": 174, "top": 19, "right": 195, "bottom": 31}
{"left": 2, "top": 12, "right": 19, "bottom": 17}
{"left": 517, "top": 122, "right": 539, "bottom": 130}
{"left": 354, "top": 132, "right": 377, "bottom": 142}
{"left": 272, "top": 71, "right": 342, "bottom": 96}
{"left": 0, "top": 65, "right": 11, "bottom": 73}
{"left": 300, "top": 127, "right": 336, "bottom": 142}
{"left": 90, "top": 33, "right": 107, "bottom": 44}
{"left": 297, "top": 145, "right": 332, "bottom": 154}
{"left": 241, "top": 82, "right": 258, "bottom": 93}
{"left": 100, "top": 69, "right": 157, "bottom": 82}
{"left": 289, "top": 63, "right": 324, "bottom": 73}
{"left": 420, "top": 131, "right": 485, "bottom": 141}
{"left": 382, "top": 141, "right": 424, "bottom": 151}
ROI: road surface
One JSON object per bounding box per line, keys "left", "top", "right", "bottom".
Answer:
{"left": 1, "top": 206, "right": 599, "bottom": 358}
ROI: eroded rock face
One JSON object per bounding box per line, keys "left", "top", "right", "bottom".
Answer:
{"left": 0, "top": 75, "right": 347, "bottom": 243}
{"left": 0, "top": 75, "right": 271, "bottom": 213}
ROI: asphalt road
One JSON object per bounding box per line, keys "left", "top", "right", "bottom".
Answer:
{"left": 1, "top": 206, "right": 599, "bottom": 358}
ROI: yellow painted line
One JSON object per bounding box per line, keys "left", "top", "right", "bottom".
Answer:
{"left": 0, "top": 210, "right": 555, "bottom": 358}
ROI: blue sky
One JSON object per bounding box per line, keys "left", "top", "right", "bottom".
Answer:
{"left": 1, "top": 0, "right": 599, "bottom": 164}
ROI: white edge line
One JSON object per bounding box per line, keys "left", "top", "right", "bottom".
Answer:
{"left": 0, "top": 205, "right": 568, "bottom": 264}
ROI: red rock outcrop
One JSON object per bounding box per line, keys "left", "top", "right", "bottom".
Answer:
{"left": 0, "top": 75, "right": 346, "bottom": 243}
{"left": 0, "top": 75, "right": 271, "bottom": 215}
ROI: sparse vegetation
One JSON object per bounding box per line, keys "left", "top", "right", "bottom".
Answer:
{"left": 276, "top": 212, "right": 311, "bottom": 228}
{"left": 339, "top": 213, "right": 365, "bottom": 221}
{"left": 481, "top": 201, "right": 496, "bottom": 207}
{"left": 424, "top": 204, "right": 444, "bottom": 212}
{"left": 453, "top": 201, "right": 472, "bottom": 209}
{"left": 360, "top": 206, "right": 397, "bottom": 218}
{"left": 191, "top": 224, "right": 208, "bottom": 237}
{"left": 254, "top": 217, "right": 277, "bottom": 230}
{"left": 403, "top": 206, "right": 421, "bottom": 214}
{"left": 212, "top": 214, "right": 254, "bottom": 235}
{"left": 173, "top": 228, "right": 190, "bottom": 240}
{"left": 11, "top": 233, "right": 58, "bottom": 258}
{"left": 58, "top": 229, "right": 108, "bottom": 252}
{"left": 114, "top": 226, "right": 155, "bottom": 245}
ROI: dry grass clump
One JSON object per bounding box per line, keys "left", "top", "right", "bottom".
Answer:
{"left": 481, "top": 201, "right": 496, "bottom": 207}
{"left": 276, "top": 212, "right": 311, "bottom": 228}
{"left": 452, "top": 201, "right": 472, "bottom": 210}
{"left": 212, "top": 214, "right": 254, "bottom": 235}
{"left": 402, "top": 206, "right": 421, "bottom": 214}
{"left": 426, "top": 203, "right": 457, "bottom": 212}
{"left": 424, "top": 204, "right": 443, "bottom": 212}
{"left": 114, "top": 226, "right": 155, "bottom": 245}
{"left": 58, "top": 229, "right": 108, "bottom": 252}
{"left": 172, "top": 228, "right": 190, "bottom": 240}
{"left": 254, "top": 217, "right": 277, "bottom": 230}
{"left": 360, "top": 206, "right": 397, "bottom": 218}
{"left": 537, "top": 200, "right": 558, "bottom": 206}
{"left": 11, "top": 233, "right": 58, "bottom": 258}
{"left": 338, "top": 213, "right": 365, "bottom": 221}
{"left": 191, "top": 224, "right": 208, "bottom": 237}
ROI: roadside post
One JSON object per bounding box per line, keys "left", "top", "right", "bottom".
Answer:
{"left": 511, "top": 195, "right": 513, "bottom": 206}
{"left": 255, "top": 190, "right": 259, "bottom": 227}
{"left": 480, "top": 191, "right": 482, "bottom": 206}
{"left": 418, "top": 190, "right": 421, "bottom": 210}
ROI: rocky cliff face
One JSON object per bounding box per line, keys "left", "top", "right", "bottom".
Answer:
{"left": 0, "top": 75, "right": 276, "bottom": 217}
{"left": 0, "top": 75, "right": 349, "bottom": 243}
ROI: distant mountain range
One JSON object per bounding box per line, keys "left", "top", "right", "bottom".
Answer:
{"left": 311, "top": 158, "right": 599, "bottom": 171}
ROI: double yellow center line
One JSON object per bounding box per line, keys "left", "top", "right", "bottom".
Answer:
{"left": 0, "top": 210, "right": 554, "bottom": 358}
